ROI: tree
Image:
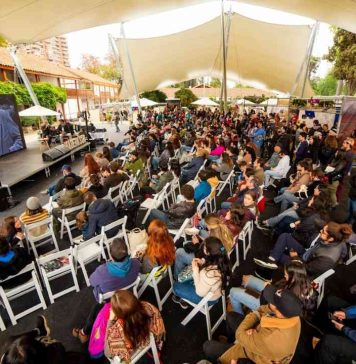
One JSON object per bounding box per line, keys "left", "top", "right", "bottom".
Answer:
{"left": 210, "top": 78, "right": 221, "bottom": 88}
{"left": 140, "top": 90, "right": 167, "bottom": 103}
{"left": 325, "top": 27, "right": 356, "bottom": 95}
{"left": 0, "top": 36, "right": 7, "bottom": 47}
{"left": 309, "top": 56, "right": 320, "bottom": 78}
{"left": 244, "top": 95, "right": 268, "bottom": 104}
{"left": 311, "top": 73, "right": 337, "bottom": 96}
{"left": 174, "top": 88, "right": 197, "bottom": 106}
{"left": 80, "top": 52, "right": 120, "bottom": 83}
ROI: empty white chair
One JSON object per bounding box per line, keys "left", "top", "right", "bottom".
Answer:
{"left": 140, "top": 183, "right": 170, "bottom": 224}
{"left": 0, "top": 262, "right": 47, "bottom": 328}
{"left": 217, "top": 169, "right": 235, "bottom": 197}
{"left": 101, "top": 216, "right": 129, "bottom": 257}
{"left": 346, "top": 253, "right": 356, "bottom": 265}
{"left": 181, "top": 291, "right": 226, "bottom": 340}
{"left": 58, "top": 202, "right": 86, "bottom": 239}
{"left": 107, "top": 184, "right": 122, "bottom": 201}
{"left": 37, "top": 248, "right": 80, "bottom": 304}
{"left": 228, "top": 235, "right": 240, "bottom": 272}
{"left": 73, "top": 235, "right": 106, "bottom": 286}
{"left": 98, "top": 276, "right": 141, "bottom": 304}
{"left": 24, "top": 216, "right": 59, "bottom": 259}
{"left": 313, "top": 269, "right": 335, "bottom": 307}
{"left": 138, "top": 265, "right": 173, "bottom": 311}
{"left": 239, "top": 221, "right": 253, "bottom": 261}
{"left": 193, "top": 159, "right": 207, "bottom": 181}
{"left": 166, "top": 177, "right": 180, "bottom": 205}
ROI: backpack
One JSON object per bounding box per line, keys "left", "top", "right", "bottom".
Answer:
{"left": 88, "top": 303, "right": 111, "bottom": 358}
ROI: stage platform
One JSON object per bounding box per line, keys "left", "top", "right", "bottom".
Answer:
{"left": 0, "top": 134, "right": 90, "bottom": 187}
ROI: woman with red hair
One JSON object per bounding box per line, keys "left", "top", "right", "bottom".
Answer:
{"left": 80, "top": 153, "right": 100, "bottom": 186}
{"left": 141, "top": 220, "right": 175, "bottom": 274}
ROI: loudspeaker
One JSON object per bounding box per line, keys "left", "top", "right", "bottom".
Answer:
{"left": 42, "top": 148, "right": 64, "bottom": 161}
{"left": 55, "top": 145, "right": 70, "bottom": 154}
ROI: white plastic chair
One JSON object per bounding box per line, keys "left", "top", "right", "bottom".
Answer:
{"left": 181, "top": 291, "right": 226, "bottom": 340}
{"left": 98, "top": 276, "right": 141, "bottom": 304}
{"left": 72, "top": 235, "right": 106, "bottom": 286}
{"left": 37, "top": 248, "right": 80, "bottom": 304}
{"left": 217, "top": 169, "right": 235, "bottom": 197}
{"left": 239, "top": 221, "right": 253, "bottom": 261}
{"left": 107, "top": 184, "right": 122, "bottom": 201}
{"left": 24, "top": 217, "right": 59, "bottom": 259}
{"left": 58, "top": 202, "right": 86, "bottom": 239}
{"left": 140, "top": 183, "right": 170, "bottom": 224}
{"left": 0, "top": 262, "right": 47, "bottom": 328}
{"left": 228, "top": 235, "right": 240, "bottom": 272}
{"left": 138, "top": 265, "right": 174, "bottom": 311}
{"left": 168, "top": 218, "right": 191, "bottom": 244}
{"left": 346, "top": 253, "right": 356, "bottom": 265}
{"left": 193, "top": 159, "right": 207, "bottom": 181}
{"left": 313, "top": 269, "right": 335, "bottom": 307}
{"left": 101, "top": 216, "right": 129, "bottom": 257}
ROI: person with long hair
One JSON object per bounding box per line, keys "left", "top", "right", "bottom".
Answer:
{"left": 221, "top": 203, "right": 254, "bottom": 237}
{"left": 2, "top": 215, "right": 24, "bottom": 247}
{"left": 255, "top": 221, "right": 351, "bottom": 278}
{"left": 172, "top": 236, "right": 231, "bottom": 309}
{"left": 230, "top": 260, "right": 317, "bottom": 320}
{"left": 80, "top": 153, "right": 100, "bottom": 186}
{"left": 212, "top": 152, "right": 234, "bottom": 181}
{"left": 102, "top": 146, "right": 113, "bottom": 162}
{"left": 105, "top": 290, "right": 165, "bottom": 361}
{"left": 141, "top": 220, "right": 175, "bottom": 274}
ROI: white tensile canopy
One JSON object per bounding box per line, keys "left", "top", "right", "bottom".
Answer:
{"left": 192, "top": 97, "right": 219, "bottom": 106}
{"left": 19, "top": 105, "right": 60, "bottom": 117}
{"left": 236, "top": 99, "right": 255, "bottom": 105}
{"left": 0, "top": 0, "right": 355, "bottom": 43}
{"left": 117, "top": 14, "right": 314, "bottom": 97}
{"left": 260, "top": 98, "right": 278, "bottom": 106}
{"left": 130, "top": 98, "right": 158, "bottom": 108}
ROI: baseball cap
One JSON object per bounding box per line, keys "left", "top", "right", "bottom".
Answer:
{"left": 263, "top": 285, "right": 302, "bottom": 318}
{"left": 61, "top": 164, "right": 71, "bottom": 171}
{"left": 26, "top": 197, "right": 42, "bottom": 211}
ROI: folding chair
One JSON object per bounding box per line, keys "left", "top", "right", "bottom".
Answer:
{"left": 107, "top": 184, "right": 121, "bottom": 201}
{"left": 138, "top": 265, "right": 174, "bottom": 311}
{"left": 313, "top": 269, "right": 335, "bottom": 307}
{"left": 181, "top": 291, "right": 226, "bottom": 340}
{"left": 193, "top": 159, "right": 207, "bottom": 181}
{"left": 101, "top": 216, "right": 129, "bottom": 257}
{"left": 44, "top": 189, "right": 64, "bottom": 214}
{"left": 166, "top": 177, "right": 180, "bottom": 205}
{"left": 0, "top": 316, "right": 5, "bottom": 332}
{"left": 37, "top": 248, "right": 80, "bottom": 304}
{"left": 228, "top": 235, "right": 240, "bottom": 272}
{"left": 140, "top": 183, "right": 170, "bottom": 224}
{"left": 168, "top": 218, "right": 191, "bottom": 244}
{"left": 24, "top": 216, "right": 59, "bottom": 259}
{"left": 58, "top": 202, "right": 86, "bottom": 239}
{"left": 0, "top": 263, "right": 47, "bottom": 328}
{"left": 72, "top": 235, "right": 106, "bottom": 286}
{"left": 346, "top": 253, "right": 356, "bottom": 265}
{"left": 239, "top": 221, "right": 253, "bottom": 261}
{"left": 108, "top": 332, "right": 160, "bottom": 364}
{"left": 98, "top": 276, "right": 141, "bottom": 303}
{"left": 216, "top": 169, "right": 235, "bottom": 197}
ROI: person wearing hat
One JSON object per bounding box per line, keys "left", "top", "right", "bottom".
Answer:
{"left": 20, "top": 197, "right": 49, "bottom": 237}
{"left": 203, "top": 286, "right": 302, "bottom": 364}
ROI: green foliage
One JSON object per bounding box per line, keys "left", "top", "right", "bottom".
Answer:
{"left": 311, "top": 74, "right": 337, "bottom": 96}
{"left": 32, "top": 83, "right": 67, "bottom": 110}
{"left": 309, "top": 56, "right": 320, "bottom": 78}
{"left": 140, "top": 90, "right": 167, "bottom": 103}
{"left": 210, "top": 78, "right": 221, "bottom": 88}
{"left": 20, "top": 116, "right": 40, "bottom": 127}
{"left": 174, "top": 88, "right": 197, "bottom": 106}
{"left": 244, "top": 95, "right": 268, "bottom": 104}
{"left": 0, "top": 36, "right": 7, "bottom": 47}
{"left": 291, "top": 99, "right": 307, "bottom": 108}
{"left": 325, "top": 27, "right": 356, "bottom": 95}
{"left": 0, "top": 81, "right": 31, "bottom": 105}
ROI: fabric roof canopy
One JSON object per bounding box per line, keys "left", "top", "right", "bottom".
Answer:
{"left": 0, "top": 0, "right": 355, "bottom": 44}
{"left": 117, "top": 14, "right": 314, "bottom": 98}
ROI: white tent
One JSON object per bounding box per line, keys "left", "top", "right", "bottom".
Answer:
{"left": 19, "top": 105, "right": 60, "bottom": 117}
{"left": 117, "top": 14, "right": 314, "bottom": 98}
{"left": 130, "top": 98, "right": 158, "bottom": 108}
{"left": 0, "top": 0, "right": 355, "bottom": 44}
{"left": 236, "top": 99, "right": 255, "bottom": 105}
{"left": 260, "top": 98, "right": 278, "bottom": 106}
{"left": 192, "top": 97, "right": 219, "bottom": 106}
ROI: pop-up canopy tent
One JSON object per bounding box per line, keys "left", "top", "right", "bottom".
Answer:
{"left": 130, "top": 98, "right": 158, "bottom": 108}
{"left": 19, "top": 105, "right": 60, "bottom": 117}
{"left": 192, "top": 97, "right": 219, "bottom": 106}
{"left": 116, "top": 13, "right": 314, "bottom": 98}
{"left": 260, "top": 98, "right": 278, "bottom": 106}
{"left": 236, "top": 99, "right": 255, "bottom": 105}
{"left": 0, "top": 0, "right": 355, "bottom": 44}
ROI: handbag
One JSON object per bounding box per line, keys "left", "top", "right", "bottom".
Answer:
{"left": 178, "top": 265, "right": 194, "bottom": 283}
{"left": 128, "top": 228, "right": 148, "bottom": 254}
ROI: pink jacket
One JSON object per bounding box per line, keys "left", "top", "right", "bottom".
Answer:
{"left": 210, "top": 146, "right": 225, "bottom": 156}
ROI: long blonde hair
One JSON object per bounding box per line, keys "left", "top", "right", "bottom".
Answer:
{"left": 205, "top": 214, "right": 234, "bottom": 252}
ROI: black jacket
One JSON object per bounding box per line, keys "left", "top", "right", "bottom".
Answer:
{"left": 166, "top": 201, "right": 196, "bottom": 229}
{"left": 55, "top": 173, "right": 82, "bottom": 193}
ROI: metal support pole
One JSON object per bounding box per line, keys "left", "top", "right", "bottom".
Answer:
{"left": 221, "top": 0, "right": 228, "bottom": 114}
{"left": 117, "top": 23, "right": 142, "bottom": 114}
{"left": 10, "top": 46, "right": 39, "bottom": 106}
{"left": 301, "top": 21, "right": 319, "bottom": 98}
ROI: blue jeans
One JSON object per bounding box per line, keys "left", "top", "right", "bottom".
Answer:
{"left": 230, "top": 276, "right": 265, "bottom": 314}
{"left": 270, "top": 233, "right": 306, "bottom": 265}
{"left": 147, "top": 209, "right": 169, "bottom": 226}
{"left": 151, "top": 156, "right": 159, "bottom": 170}
{"left": 264, "top": 170, "right": 283, "bottom": 186}
{"left": 266, "top": 207, "right": 299, "bottom": 227}
{"left": 348, "top": 198, "right": 356, "bottom": 223}
{"left": 274, "top": 191, "right": 301, "bottom": 212}
{"left": 48, "top": 185, "right": 57, "bottom": 196}
{"left": 208, "top": 155, "right": 220, "bottom": 162}
{"left": 173, "top": 280, "right": 218, "bottom": 305}
{"left": 174, "top": 248, "right": 194, "bottom": 278}
{"left": 221, "top": 201, "right": 232, "bottom": 210}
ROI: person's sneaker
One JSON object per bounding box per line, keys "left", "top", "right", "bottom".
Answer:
{"left": 254, "top": 257, "right": 278, "bottom": 269}
{"left": 36, "top": 315, "right": 50, "bottom": 337}
{"left": 172, "top": 294, "right": 189, "bottom": 309}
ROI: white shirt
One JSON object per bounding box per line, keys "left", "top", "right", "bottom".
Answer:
{"left": 273, "top": 155, "right": 290, "bottom": 176}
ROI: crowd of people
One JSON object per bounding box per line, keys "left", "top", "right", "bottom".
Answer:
{"left": 0, "top": 106, "right": 355, "bottom": 364}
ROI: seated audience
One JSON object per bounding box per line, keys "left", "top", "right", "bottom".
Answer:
{"left": 20, "top": 197, "right": 49, "bottom": 237}
{"left": 88, "top": 173, "right": 108, "bottom": 199}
